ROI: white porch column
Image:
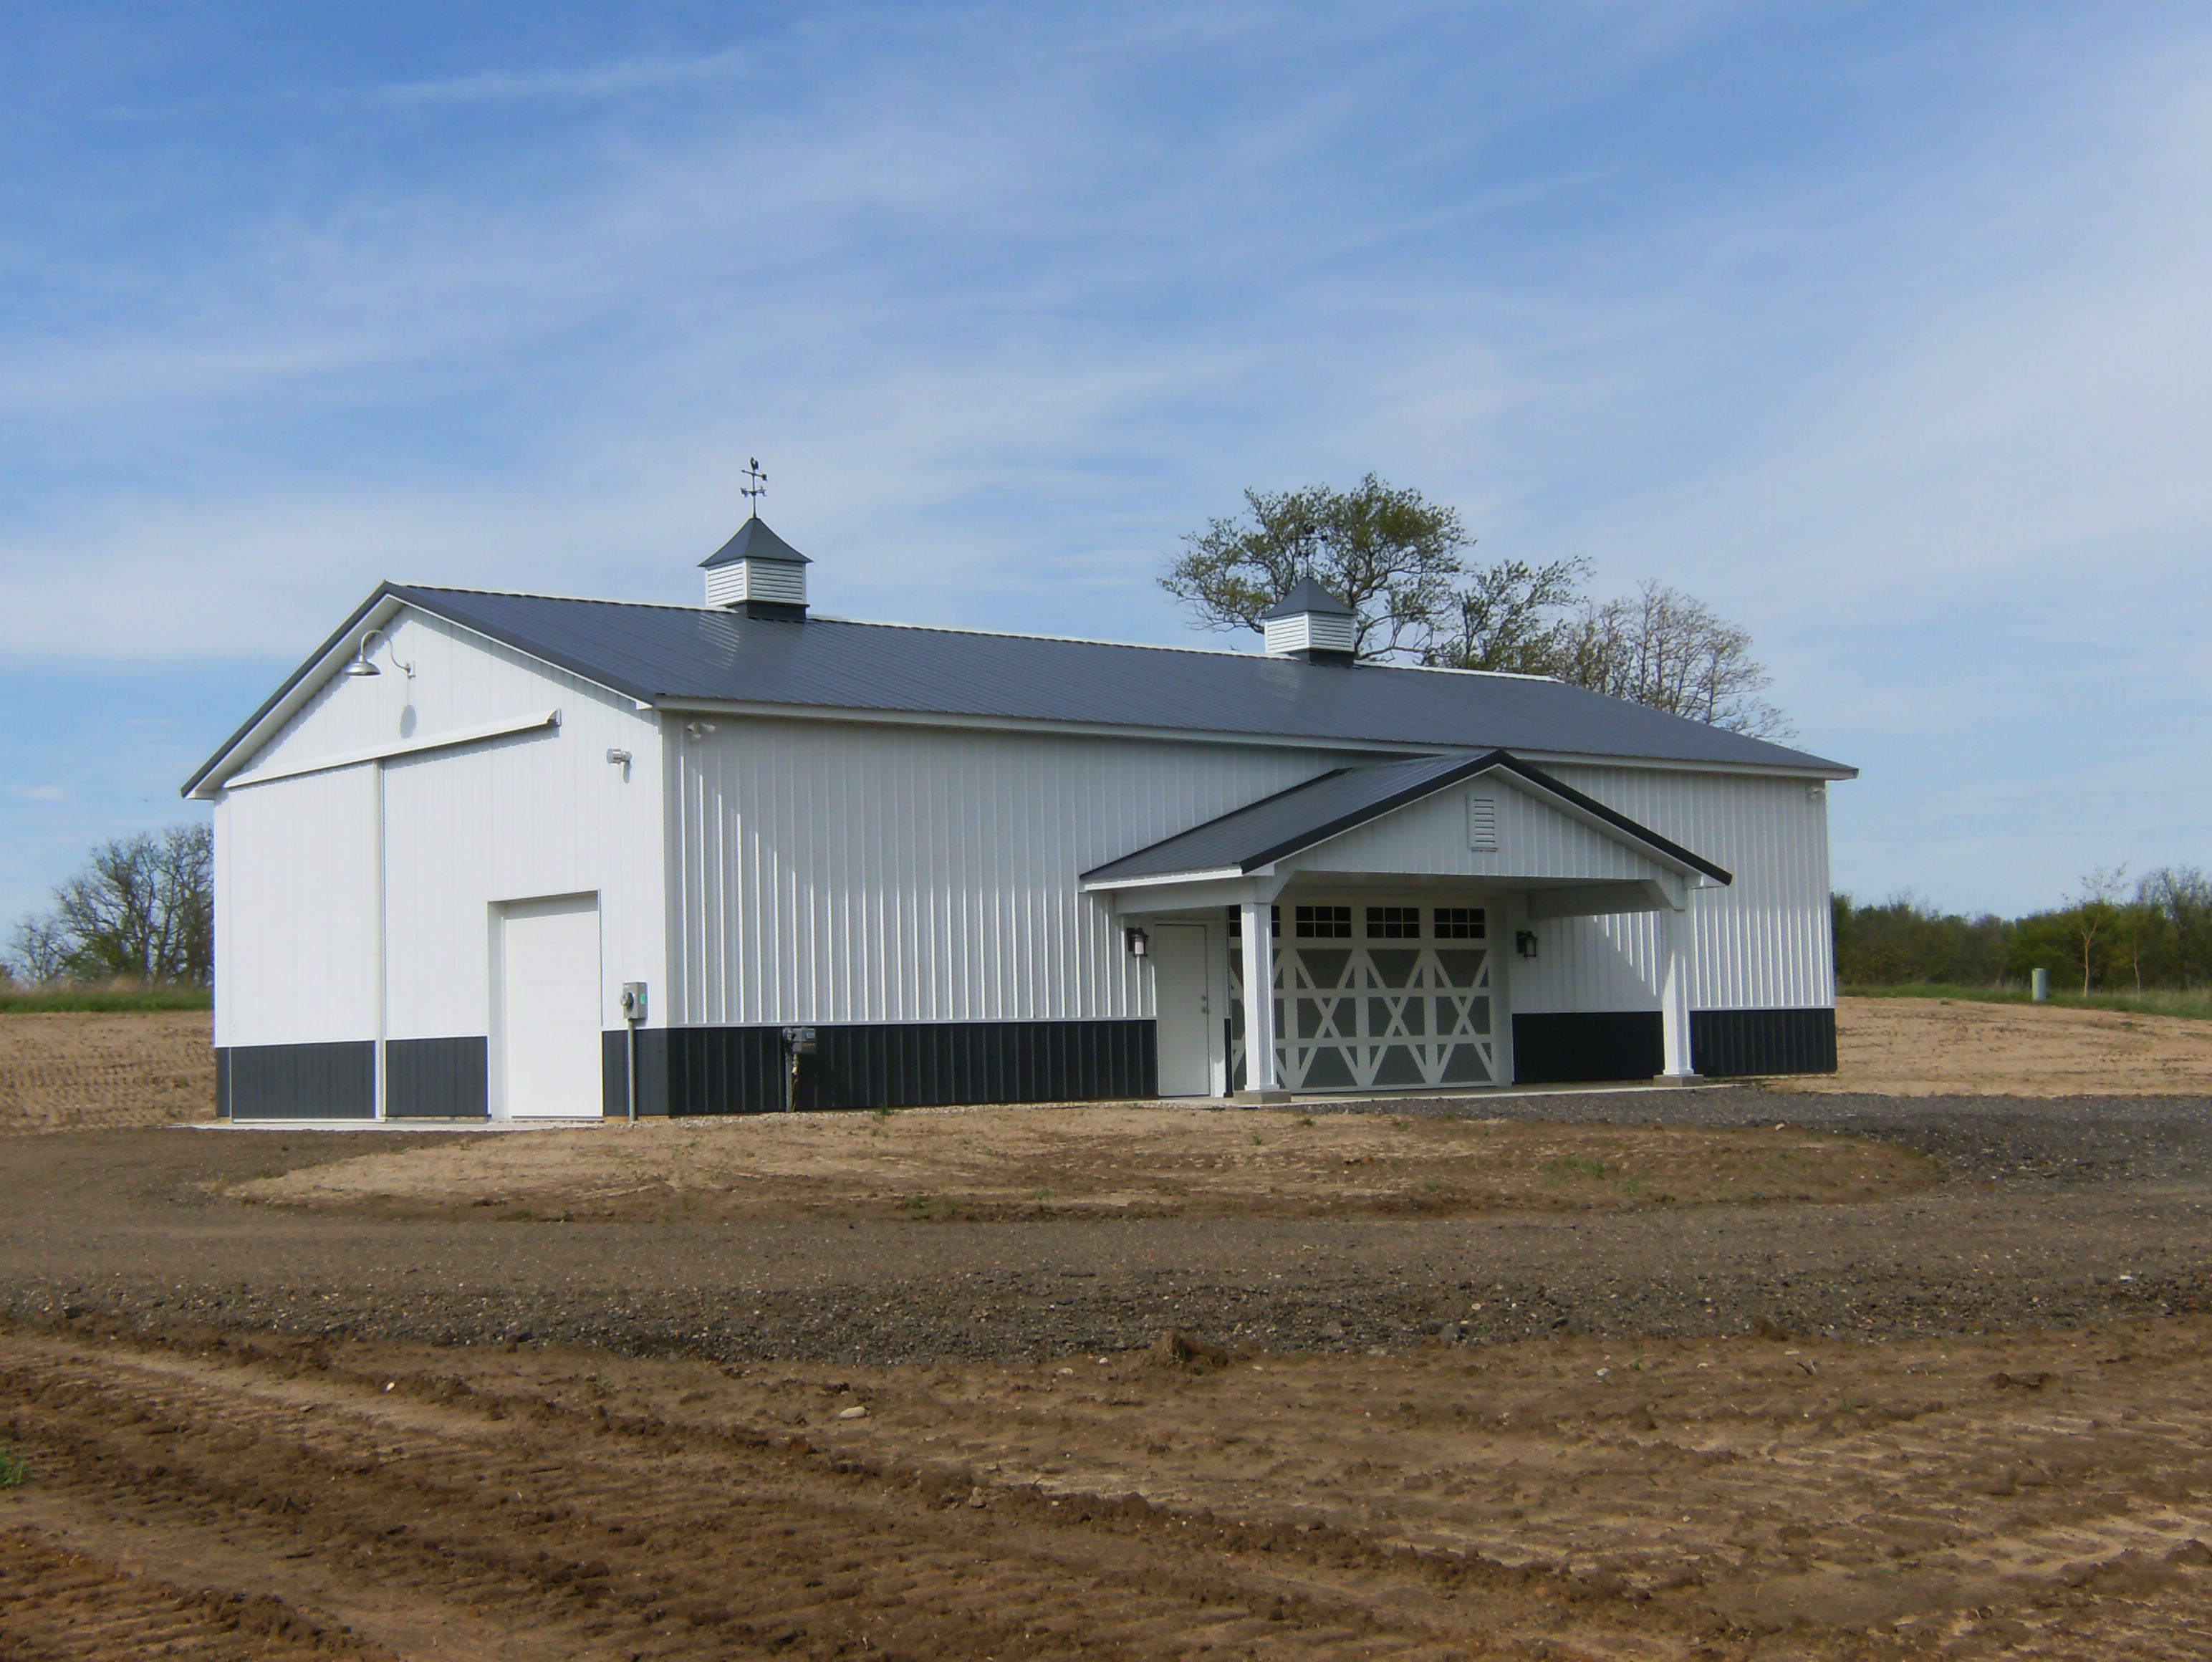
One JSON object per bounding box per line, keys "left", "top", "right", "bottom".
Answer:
{"left": 1660, "top": 900, "right": 1696, "bottom": 1080}
{"left": 1239, "top": 897, "right": 1280, "bottom": 1095}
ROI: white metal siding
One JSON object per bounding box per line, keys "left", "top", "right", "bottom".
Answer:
{"left": 215, "top": 764, "right": 380, "bottom": 1048}
{"left": 1511, "top": 764, "right": 1834, "bottom": 1014}
{"left": 1294, "top": 777, "right": 1665, "bottom": 883}
{"left": 216, "top": 610, "right": 667, "bottom": 1050}
{"left": 382, "top": 681, "right": 663, "bottom": 1041}
{"left": 667, "top": 719, "right": 1350, "bottom": 1026}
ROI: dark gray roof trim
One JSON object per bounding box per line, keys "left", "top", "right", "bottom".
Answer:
{"left": 700, "top": 517, "right": 810, "bottom": 569}
{"left": 1261, "top": 576, "right": 1353, "bottom": 619}
{"left": 1080, "top": 749, "right": 1735, "bottom": 886}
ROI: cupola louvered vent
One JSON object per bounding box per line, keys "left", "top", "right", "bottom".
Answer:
{"left": 1466, "top": 794, "right": 1498, "bottom": 851}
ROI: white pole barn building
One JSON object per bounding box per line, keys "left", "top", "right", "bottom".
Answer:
{"left": 183, "top": 517, "right": 1854, "bottom": 1120}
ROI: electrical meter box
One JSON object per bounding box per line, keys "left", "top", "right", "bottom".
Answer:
{"left": 620, "top": 982, "right": 648, "bottom": 1023}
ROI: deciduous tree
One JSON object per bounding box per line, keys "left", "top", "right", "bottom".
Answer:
{"left": 1160, "top": 474, "right": 1469, "bottom": 660}
{"left": 4, "top": 825, "right": 212, "bottom": 986}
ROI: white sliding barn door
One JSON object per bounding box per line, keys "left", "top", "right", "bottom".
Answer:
{"left": 496, "top": 895, "right": 603, "bottom": 1119}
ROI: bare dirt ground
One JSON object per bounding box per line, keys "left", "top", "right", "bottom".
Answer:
{"left": 0, "top": 1011, "right": 213, "bottom": 1133}
{"left": 1782, "top": 996, "right": 2212, "bottom": 1097}
{"left": 6, "top": 1007, "right": 2212, "bottom": 1656}
{"left": 231, "top": 1108, "right": 1935, "bottom": 1222}
{"left": 6, "top": 1313, "right": 2212, "bottom": 1659}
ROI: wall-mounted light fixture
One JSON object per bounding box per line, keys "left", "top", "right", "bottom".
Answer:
{"left": 343, "top": 628, "right": 414, "bottom": 680}
{"left": 1807, "top": 782, "right": 1827, "bottom": 801}
{"left": 684, "top": 720, "right": 718, "bottom": 742}
{"left": 1124, "top": 926, "right": 1150, "bottom": 959}
{"left": 1514, "top": 929, "right": 1539, "bottom": 959}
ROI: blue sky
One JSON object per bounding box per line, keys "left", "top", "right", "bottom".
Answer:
{"left": 4, "top": 2, "right": 2208, "bottom": 928}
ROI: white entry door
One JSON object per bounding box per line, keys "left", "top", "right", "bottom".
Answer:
{"left": 1152, "top": 922, "right": 1214, "bottom": 1096}
{"left": 497, "top": 895, "right": 603, "bottom": 1119}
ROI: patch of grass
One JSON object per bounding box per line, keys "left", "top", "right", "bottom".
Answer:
{"left": 1842, "top": 982, "right": 2212, "bottom": 1022}
{"left": 0, "top": 982, "right": 212, "bottom": 1013}
{"left": 1542, "top": 1154, "right": 1610, "bottom": 1181}
{"left": 0, "top": 1446, "right": 29, "bottom": 1489}
{"left": 1297, "top": 1115, "right": 1315, "bottom": 1128}
{"left": 898, "top": 1192, "right": 964, "bottom": 1221}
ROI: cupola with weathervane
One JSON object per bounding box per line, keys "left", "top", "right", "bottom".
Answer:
{"left": 1260, "top": 575, "right": 1357, "bottom": 665}
{"left": 701, "top": 457, "right": 810, "bottom": 620}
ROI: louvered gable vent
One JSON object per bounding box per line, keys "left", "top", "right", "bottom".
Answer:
{"left": 1466, "top": 793, "right": 1498, "bottom": 851}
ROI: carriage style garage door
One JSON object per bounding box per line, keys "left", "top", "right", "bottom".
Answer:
{"left": 1231, "top": 901, "right": 1497, "bottom": 1090}
{"left": 496, "top": 894, "right": 604, "bottom": 1119}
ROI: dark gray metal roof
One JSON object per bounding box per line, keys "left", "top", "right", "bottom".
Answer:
{"left": 183, "top": 581, "right": 1852, "bottom": 796}
{"left": 1079, "top": 749, "right": 1733, "bottom": 885}
{"left": 1261, "top": 576, "right": 1352, "bottom": 619}
{"left": 699, "top": 516, "right": 810, "bottom": 570}
{"left": 383, "top": 586, "right": 1850, "bottom": 771}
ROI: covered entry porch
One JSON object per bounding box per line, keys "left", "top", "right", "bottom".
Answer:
{"left": 1079, "top": 750, "right": 1732, "bottom": 1098}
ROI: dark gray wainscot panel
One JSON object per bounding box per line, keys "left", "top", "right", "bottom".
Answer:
{"left": 386, "top": 1036, "right": 490, "bottom": 1118}
{"left": 601, "top": 1019, "right": 1158, "bottom": 1116}
{"left": 218, "top": 1040, "right": 376, "bottom": 1120}
{"left": 1689, "top": 1007, "right": 1838, "bottom": 1076}
{"left": 1509, "top": 1012, "right": 1664, "bottom": 1085}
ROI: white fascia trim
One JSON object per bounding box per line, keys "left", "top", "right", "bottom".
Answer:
{"left": 1080, "top": 865, "right": 1249, "bottom": 893}
{"left": 226, "top": 709, "right": 562, "bottom": 790}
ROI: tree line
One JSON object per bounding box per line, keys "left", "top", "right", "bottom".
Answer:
{"left": 1834, "top": 867, "right": 2212, "bottom": 994}
{"left": 3, "top": 825, "right": 213, "bottom": 989}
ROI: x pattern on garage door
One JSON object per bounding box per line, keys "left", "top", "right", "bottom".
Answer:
{"left": 1231, "top": 910, "right": 1496, "bottom": 1090}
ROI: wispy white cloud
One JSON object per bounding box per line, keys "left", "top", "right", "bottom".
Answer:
{"left": 2, "top": 4, "right": 2208, "bottom": 912}
{"left": 371, "top": 46, "right": 751, "bottom": 107}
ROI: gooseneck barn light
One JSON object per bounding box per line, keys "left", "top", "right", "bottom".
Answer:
{"left": 344, "top": 628, "right": 414, "bottom": 680}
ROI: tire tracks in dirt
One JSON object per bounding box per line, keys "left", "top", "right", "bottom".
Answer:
{"left": 0, "top": 1330, "right": 1698, "bottom": 1661}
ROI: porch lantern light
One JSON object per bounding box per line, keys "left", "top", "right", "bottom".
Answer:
{"left": 1124, "top": 926, "right": 1150, "bottom": 959}
{"left": 1515, "top": 929, "right": 1539, "bottom": 959}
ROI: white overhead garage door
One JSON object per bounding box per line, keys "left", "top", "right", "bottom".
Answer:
{"left": 496, "top": 894, "right": 602, "bottom": 1119}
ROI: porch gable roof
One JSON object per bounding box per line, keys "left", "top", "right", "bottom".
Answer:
{"left": 1078, "top": 749, "right": 1733, "bottom": 888}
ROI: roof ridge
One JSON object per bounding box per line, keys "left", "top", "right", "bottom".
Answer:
{"left": 393, "top": 583, "right": 1562, "bottom": 682}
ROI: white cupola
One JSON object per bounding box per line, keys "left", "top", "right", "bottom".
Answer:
{"left": 700, "top": 515, "right": 810, "bottom": 620}
{"left": 1260, "top": 575, "right": 1357, "bottom": 665}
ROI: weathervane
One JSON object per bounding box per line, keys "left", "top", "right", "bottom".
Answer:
{"left": 741, "top": 456, "right": 768, "bottom": 519}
